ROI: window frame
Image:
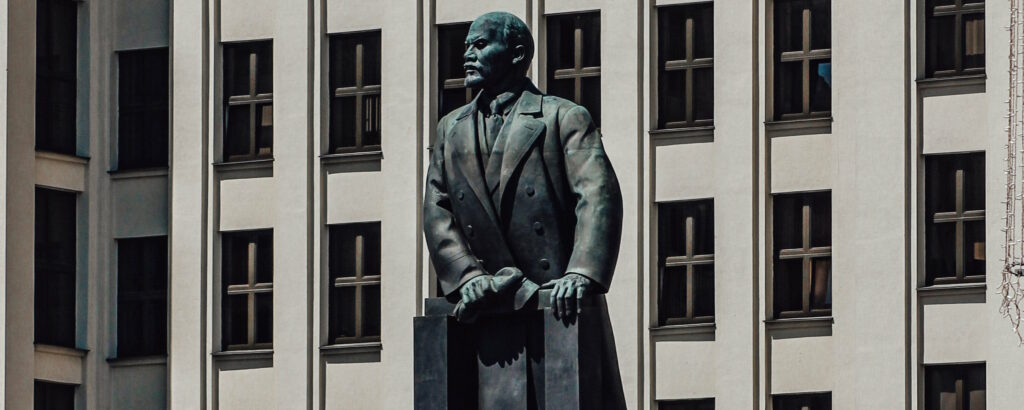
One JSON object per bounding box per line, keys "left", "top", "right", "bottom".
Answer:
{"left": 35, "top": 0, "right": 80, "bottom": 156}
{"left": 221, "top": 230, "right": 274, "bottom": 351}
{"left": 115, "top": 235, "right": 168, "bottom": 358}
{"left": 437, "top": 23, "right": 474, "bottom": 120}
{"left": 924, "top": 362, "right": 986, "bottom": 410}
{"left": 656, "top": 199, "right": 715, "bottom": 326}
{"left": 924, "top": 0, "right": 986, "bottom": 79}
{"left": 770, "top": 191, "right": 832, "bottom": 320}
{"left": 328, "top": 30, "right": 383, "bottom": 155}
{"left": 657, "top": 398, "right": 715, "bottom": 410}
{"left": 222, "top": 40, "right": 274, "bottom": 163}
{"left": 545, "top": 11, "right": 602, "bottom": 126}
{"left": 767, "top": 0, "right": 832, "bottom": 122}
{"left": 116, "top": 47, "right": 170, "bottom": 171}
{"left": 328, "top": 222, "right": 383, "bottom": 345}
{"left": 34, "top": 187, "right": 78, "bottom": 348}
{"left": 656, "top": 3, "right": 714, "bottom": 130}
{"left": 924, "top": 152, "right": 986, "bottom": 286}
{"left": 772, "top": 392, "right": 832, "bottom": 410}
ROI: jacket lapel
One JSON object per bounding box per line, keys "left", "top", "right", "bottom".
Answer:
{"left": 448, "top": 102, "right": 500, "bottom": 226}
{"left": 495, "top": 88, "right": 545, "bottom": 209}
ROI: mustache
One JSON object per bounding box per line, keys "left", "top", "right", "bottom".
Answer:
{"left": 464, "top": 63, "right": 482, "bottom": 71}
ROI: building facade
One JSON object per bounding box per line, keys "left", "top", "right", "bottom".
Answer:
{"left": 1, "top": 0, "right": 1019, "bottom": 409}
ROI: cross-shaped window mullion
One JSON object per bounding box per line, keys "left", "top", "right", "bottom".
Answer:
{"left": 663, "top": 216, "right": 714, "bottom": 321}
{"left": 932, "top": 1, "right": 985, "bottom": 75}
{"left": 333, "top": 42, "right": 382, "bottom": 152}
{"left": 777, "top": 204, "right": 831, "bottom": 315}
{"left": 663, "top": 17, "right": 714, "bottom": 127}
{"left": 226, "top": 52, "right": 272, "bottom": 161}
{"left": 332, "top": 234, "right": 381, "bottom": 343}
{"left": 933, "top": 169, "right": 985, "bottom": 282}
{"left": 778, "top": 8, "right": 831, "bottom": 117}
{"left": 552, "top": 26, "right": 601, "bottom": 104}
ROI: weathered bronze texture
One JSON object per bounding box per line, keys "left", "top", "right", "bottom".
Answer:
{"left": 420, "top": 11, "right": 624, "bottom": 409}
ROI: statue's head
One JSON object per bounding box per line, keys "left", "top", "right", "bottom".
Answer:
{"left": 463, "top": 12, "right": 534, "bottom": 90}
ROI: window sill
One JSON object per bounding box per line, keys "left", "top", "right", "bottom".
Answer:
{"left": 650, "top": 322, "right": 715, "bottom": 339}
{"left": 320, "top": 341, "right": 383, "bottom": 357}
{"left": 916, "top": 74, "right": 986, "bottom": 90}
{"left": 765, "top": 117, "right": 833, "bottom": 137}
{"left": 917, "top": 282, "right": 986, "bottom": 298}
{"left": 764, "top": 316, "right": 833, "bottom": 331}
{"left": 649, "top": 126, "right": 714, "bottom": 144}
{"left": 106, "top": 355, "right": 167, "bottom": 368}
{"left": 213, "top": 158, "right": 274, "bottom": 171}
{"left": 34, "top": 343, "right": 89, "bottom": 357}
{"left": 108, "top": 167, "right": 169, "bottom": 180}
{"left": 211, "top": 349, "right": 273, "bottom": 362}
{"left": 320, "top": 150, "right": 383, "bottom": 165}
{"left": 35, "top": 151, "right": 90, "bottom": 164}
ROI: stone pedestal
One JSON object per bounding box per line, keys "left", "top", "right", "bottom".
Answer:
{"left": 413, "top": 291, "right": 604, "bottom": 410}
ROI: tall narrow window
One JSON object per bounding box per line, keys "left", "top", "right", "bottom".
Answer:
{"left": 657, "top": 3, "right": 714, "bottom": 129}
{"left": 926, "top": 0, "right": 985, "bottom": 78}
{"left": 330, "top": 31, "right": 382, "bottom": 154}
{"left": 35, "top": 187, "right": 77, "bottom": 347}
{"left": 547, "top": 12, "right": 601, "bottom": 125}
{"left": 926, "top": 153, "right": 985, "bottom": 286}
{"left": 36, "top": 0, "right": 78, "bottom": 155}
{"left": 772, "top": 0, "right": 831, "bottom": 121}
{"left": 659, "top": 398, "right": 714, "bottom": 410}
{"left": 773, "top": 393, "right": 831, "bottom": 410}
{"left": 223, "top": 41, "right": 273, "bottom": 162}
{"left": 222, "top": 230, "right": 273, "bottom": 350}
{"left": 34, "top": 380, "right": 76, "bottom": 410}
{"left": 116, "top": 236, "right": 168, "bottom": 358}
{"left": 925, "top": 363, "right": 985, "bottom": 410}
{"left": 329, "top": 223, "right": 382, "bottom": 344}
{"left": 118, "top": 48, "right": 169, "bottom": 170}
{"left": 772, "top": 191, "right": 831, "bottom": 319}
{"left": 657, "top": 200, "right": 714, "bottom": 325}
{"left": 438, "top": 23, "right": 473, "bottom": 119}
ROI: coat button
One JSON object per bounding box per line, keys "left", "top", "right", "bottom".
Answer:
{"left": 466, "top": 225, "right": 474, "bottom": 237}
{"left": 539, "top": 259, "right": 550, "bottom": 270}
{"left": 457, "top": 190, "right": 465, "bottom": 200}
{"left": 533, "top": 222, "right": 543, "bottom": 234}
{"left": 526, "top": 186, "right": 535, "bottom": 197}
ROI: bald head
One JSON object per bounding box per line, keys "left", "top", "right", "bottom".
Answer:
{"left": 463, "top": 12, "right": 534, "bottom": 90}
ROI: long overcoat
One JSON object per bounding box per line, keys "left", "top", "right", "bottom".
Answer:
{"left": 423, "top": 80, "right": 626, "bottom": 408}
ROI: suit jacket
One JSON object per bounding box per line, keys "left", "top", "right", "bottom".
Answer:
{"left": 423, "top": 80, "right": 623, "bottom": 299}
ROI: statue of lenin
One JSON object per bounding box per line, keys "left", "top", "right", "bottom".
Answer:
{"left": 423, "top": 11, "right": 625, "bottom": 409}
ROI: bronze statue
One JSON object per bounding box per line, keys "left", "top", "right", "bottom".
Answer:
{"left": 422, "top": 11, "right": 624, "bottom": 408}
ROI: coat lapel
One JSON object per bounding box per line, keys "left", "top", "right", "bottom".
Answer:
{"left": 495, "top": 88, "right": 545, "bottom": 209}
{"left": 448, "top": 103, "right": 500, "bottom": 226}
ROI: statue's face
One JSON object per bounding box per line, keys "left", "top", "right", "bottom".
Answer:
{"left": 463, "top": 19, "right": 513, "bottom": 89}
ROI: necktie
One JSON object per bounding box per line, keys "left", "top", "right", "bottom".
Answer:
{"left": 485, "top": 105, "right": 504, "bottom": 155}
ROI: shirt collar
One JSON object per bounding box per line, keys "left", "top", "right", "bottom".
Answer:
{"left": 478, "top": 79, "right": 529, "bottom": 116}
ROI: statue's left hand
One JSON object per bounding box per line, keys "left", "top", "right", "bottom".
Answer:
{"left": 541, "top": 273, "right": 591, "bottom": 319}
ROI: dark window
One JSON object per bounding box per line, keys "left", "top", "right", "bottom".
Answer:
{"left": 118, "top": 48, "right": 169, "bottom": 170}
{"left": 659, "top": 398, "right": 714, "bottom": 410}
{"left": 35, "top": 188, "right": 77, "bottom": 347}
{"left": 772, "top": 0, "right": 831, "bottom": 121}
{"left": 926, "top": 0, "right": 985, "bottom": 78}
{"left": 547, "top": 12, "right": 601, "bottom": 125}
{"left": 36, "top": 0, "right": 78, "bottom": 155}
{"left": 34, "top": 380, "right": 75, "bottom": 410}
{"left": 222, "top": 230, "right": 273, "bottom": 350}
{"left": 925, "top": 363, "right": 985, "bottom": 410}
{"left": 329, "top": 31, "right": 382, "bottom": 154}
{"left": 657, "top": 200, "right": 714, "bottom": 326}
{"left": 223, "top": 41, "right": 273, "bottom": 162}
{"left": 657, "top": 3, "right": 714, "bottom": 129}
{"left": 438, "top": 23, "right": 474, "bottom": 119}
{"left": 773, "top": 392, "right": 831, "bottom": 410}
{"left": 329, "top": 223, "right": 382, "bottom": 344}
{"left": 116, "top": 236, "right": 168, "bottom": 358}
{"left": 772, "top": 191, "right": 831, "bottom": 319}
{"left": 926, "top": 153, "right": 985, "bottom": 286}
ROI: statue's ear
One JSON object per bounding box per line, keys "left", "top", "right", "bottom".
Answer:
{"left": 511, "top": 44, "right": 527, "bottom": 66}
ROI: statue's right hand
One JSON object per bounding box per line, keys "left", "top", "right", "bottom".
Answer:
{"left": 460, "top": 275, "right": 496, "bottom": 306}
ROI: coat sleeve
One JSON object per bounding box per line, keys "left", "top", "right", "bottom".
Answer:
{"left": 423, "top": 120, "right": 488, "bottom": 298}
{"left": 560, "top": 105, "right": 624, "bottom": 292}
